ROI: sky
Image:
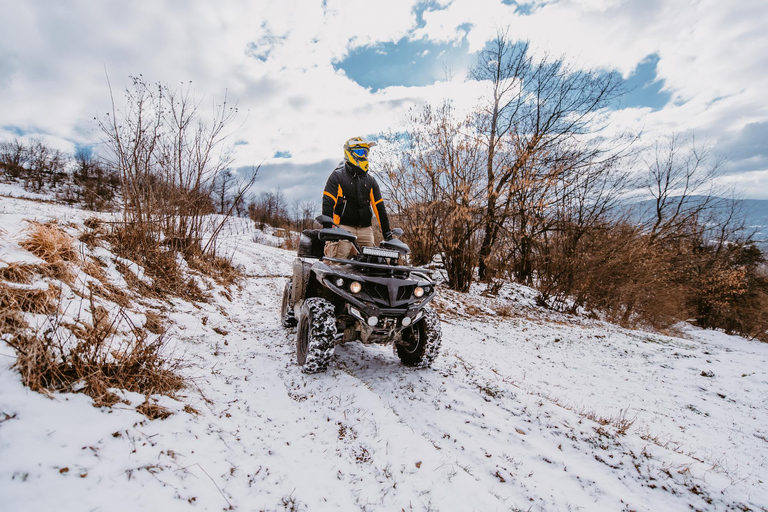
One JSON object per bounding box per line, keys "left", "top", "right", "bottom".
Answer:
{"left": 1, "top": 0, "right": 767, "bottom": 202}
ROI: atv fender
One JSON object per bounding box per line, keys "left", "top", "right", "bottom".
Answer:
{"left": 292, "top": 257, "right": 319, "bottom": 316}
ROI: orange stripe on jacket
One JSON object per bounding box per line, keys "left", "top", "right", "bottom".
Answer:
{"left": 333, "top": 184, "right": 343, "bottom": 225}
{"left": 369, "top": 189, "right": 382, "bottom": 228}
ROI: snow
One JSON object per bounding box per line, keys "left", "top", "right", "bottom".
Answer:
{"left": 1, "top": 194, "right": 768, "bottom": 511}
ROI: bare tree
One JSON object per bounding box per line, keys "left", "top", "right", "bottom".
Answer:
{"left": 471, "top": 32, "right": 625, "bottom": 280}
{"left": 642, "top": 133, "right": 723, "bottom": 243}
{"left": 99, "top": 76, "right": 247, "bottom": 255}
{"left": 0, "top": 138, "right": 29, "bottom": 179}
{"left": 248, "top": 189, "right": 289, "bottom": 229}
{"left": 26, "top": 138, "right": 66, "bottom": 191}
{"left": 213, "top": 169, "right": 237, "bottom": 215}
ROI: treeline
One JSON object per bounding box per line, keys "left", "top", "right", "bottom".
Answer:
{"left": 0, "top": 136, "right": 250, "bottom": 219}
{"left": 381, "top": 34, "right": 768, "bottom": 340}
{"left": 0, "top": 138, "right": 120, "bottom": 210}
{"left": 0, "top": 135, "right": 319, "bottom": 243}
{"left": 247, "top": 188, "right": 319, "bottom": 235}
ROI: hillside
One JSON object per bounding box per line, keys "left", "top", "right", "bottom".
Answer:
{"left": 1, "top": 194, "right": 767, "bottom": 512}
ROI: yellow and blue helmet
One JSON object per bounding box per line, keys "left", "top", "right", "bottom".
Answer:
{"left": 343, "top": 136, "right": 377, "bottom": 172}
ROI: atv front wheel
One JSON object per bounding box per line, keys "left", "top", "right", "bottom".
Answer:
{"left": 396, "top": 307, "right": 442, "bottom": 368}
{"left": 281, "top": 281, "right": 297, "bottom": 328}
{"left": 296, "top": 297, "right": 336, "bottom": 373}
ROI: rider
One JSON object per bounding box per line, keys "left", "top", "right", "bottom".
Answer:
{"left": 322, "top": 137, "right": 392, "bottom": 259}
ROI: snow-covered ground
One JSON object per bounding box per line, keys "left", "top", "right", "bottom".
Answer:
{"left": 1, "top": 193, "right": 767, "bottom": 512}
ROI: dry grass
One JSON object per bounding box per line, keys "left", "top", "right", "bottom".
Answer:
{"left": 0, "top": 262, "right": 36, "bottom": 284}
{"left": 6, "top": 309, "right": 185, "bottom": 408}
{"left": 107, "top": 225, "right": 208, "bottom": 302}
{"left": 187, "top": 252, "right": 240, "bottom": 288}
{"left": 0, "top": 280, "right": 60, "bottom": 315}
{"left": 20, "top": 221, "right": 79, "bottom": 264}
{"left": 495, "top": 304, "right": 516, "bottom": 318}
{"left": 144, "top": 311, "right": 166, "bottom": 335}
{"left": 136, "top": 400, "right": 172, "bottom": 420}
{"left": 78, "top": 217, "right": 107, "bottom": 248}
{"left": 580, "top": 408, "right": 637, "bottom": 435}
{"left": 3, "top": 215, "right": 242, "bottom": 415}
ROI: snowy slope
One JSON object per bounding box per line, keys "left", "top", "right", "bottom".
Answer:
{"left": 1, "top": 195, "right": 767, "bottom": 512}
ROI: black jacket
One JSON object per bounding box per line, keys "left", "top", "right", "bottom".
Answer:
{"left": 322, "top": 161, "right": 390, "bottom": 234}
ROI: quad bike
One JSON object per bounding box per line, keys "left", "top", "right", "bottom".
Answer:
{"left": 280, "top": 215, "right": 442, "bottom": 373}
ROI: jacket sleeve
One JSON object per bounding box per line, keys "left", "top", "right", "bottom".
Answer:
{"left": 322, "top": 171, "right": 342, "bottom": 225}
{"left": 369, "top": 178, "right": 391, "bottom": 235}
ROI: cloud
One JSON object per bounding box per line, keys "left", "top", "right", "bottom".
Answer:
{"left": 717, "top": 122, "right": 768, "bottom": 175}
{"left": 1, "top": 0, "right": 767, "bottom": 203}
{"left": 240, "top": 158, "right": 339, "bottom": 203}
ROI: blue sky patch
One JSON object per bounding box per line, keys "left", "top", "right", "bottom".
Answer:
{"left": 501, "top": 0, "right": 540, "bottom": 15}
{"left": 2, "top": 125, "right": 41, "bottom": 137}
{"left": 334, "top": 36, "right": 474, "bottom": 91}
{"left": 73, "top": 143, "right": 95, "bottom": 159}
{"left": 273, "top": 151, "right": 292, "bottom": 159}
{"left": 620, "top": 54, "right": 671, "bottom": 111}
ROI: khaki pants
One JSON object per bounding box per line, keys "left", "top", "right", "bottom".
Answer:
{"left": 324, "top": 225, "right": 375, "bottom": 259}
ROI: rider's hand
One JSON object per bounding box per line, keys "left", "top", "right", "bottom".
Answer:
{"left": 322, "top": 222, "right": 333, "bottom": 229}
{"left": 384, "top": 231, "right": 393, "bottom": 241}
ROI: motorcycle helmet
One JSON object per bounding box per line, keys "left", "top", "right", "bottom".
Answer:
{"left": 344, "top": 136, "right": 377, "bottom": 172}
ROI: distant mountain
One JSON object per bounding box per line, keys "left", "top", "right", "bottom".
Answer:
{"left": 623, "top": 196, "right": 768, "bottom": 250}
{"left": 740, "top": 199, "right": 768, "bottom": 245}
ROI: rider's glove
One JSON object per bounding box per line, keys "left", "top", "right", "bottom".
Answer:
{"left": 384, "top": 231, "right": 393, "bottom": 241}
{"left": 322, "top": 222, "right": 333, "bottom": 229}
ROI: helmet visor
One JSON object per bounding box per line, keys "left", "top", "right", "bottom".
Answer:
{"left": 350, "top": 147, "right": 368, "bottom": 158}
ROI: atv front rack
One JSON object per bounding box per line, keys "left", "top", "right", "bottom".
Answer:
{"left": 322, "top": 256, "right": 428, "bottom": 276}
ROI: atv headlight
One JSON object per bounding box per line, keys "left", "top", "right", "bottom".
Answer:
{"left": 334, "top": 277, "right": 345, "bottom": 287}
{"left": 414, "top": 286, "right": 424, "bottom": 298}
{"left": 350, "top": 281, "right": 362, "bottom": 294}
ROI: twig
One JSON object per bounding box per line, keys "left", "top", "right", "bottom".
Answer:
{"left": 190, "top": 463, "right": 233, "bottom": 509}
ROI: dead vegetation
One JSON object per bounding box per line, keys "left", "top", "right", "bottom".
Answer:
{"left": 19, "top": 220, "right": 79, "bottom": 265}
{"left": 7, "top": 312, "right": 184, "bottom": 408}
{"left": 0, "top": 281, "right": 60, "bottom": 315}
{"left": 1, "top": 219, "right": 199, "bottom": 416}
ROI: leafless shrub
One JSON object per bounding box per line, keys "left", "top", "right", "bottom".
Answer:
{"left": 98, "top": 76, "right": 256, "bottom": 260}
{"left": 381, "top": 101, "right": 485, "bottom": 291}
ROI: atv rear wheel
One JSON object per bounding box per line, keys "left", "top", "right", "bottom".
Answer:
{"left": 396, "top": 307, "right": 442, "bottom": 368}
{"left": 296, "top": 297, "right": 336, "bottom": 373}
{"left": 281, "top": 281, "right": 297, "bottom": 327}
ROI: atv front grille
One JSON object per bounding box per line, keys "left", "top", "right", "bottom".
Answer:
{"left": 362, "top": 282, "right": 415, "bottom": 306}
{"left": 396, "top": 285, "right": 415, "bottom": 302}
{"left": 363, "top": 282, "right": 389, "bottom": 303}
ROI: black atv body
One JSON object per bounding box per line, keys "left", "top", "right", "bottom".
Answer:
{"left": 281, "top": 216, "right": 442, "bottom": 373}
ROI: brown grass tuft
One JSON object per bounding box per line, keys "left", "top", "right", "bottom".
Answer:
{"left": 0, "top": 263, "right": 36, "bottom": 284}
{"left": 20, "top": 221, "right": 79, "bottom": 264}
{"left": 107, "top": 224, "right": 208, "bottom": 302}
{"left": 144, "top": 311, "right": 166, "bottom": 335}
{"left": 80, "top": 217, "right": 107, "bottom": 248}
{"left": 0, "top": 281, "right": 60, "bottom": 315}
{"left": 187, "top": 252, "right": 240, "bottom": 287}
{"left": 136, "top": 400, "right": 172, "bottom": 420}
